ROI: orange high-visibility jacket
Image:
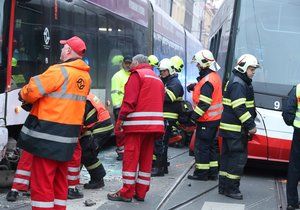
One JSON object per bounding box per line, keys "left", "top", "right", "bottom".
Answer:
{"left": 18, "top": 59, "right": 91, "bottom": 161}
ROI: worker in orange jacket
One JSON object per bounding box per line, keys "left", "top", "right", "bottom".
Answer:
{"left": 17, "top": 36, "right": 91, "bottom": 210}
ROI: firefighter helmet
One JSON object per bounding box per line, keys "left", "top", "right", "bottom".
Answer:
{"left": 170, "top": 56, "right": 184, "bottom": 73}
{"left": 192, "top": 49, "right": 220, "bottom": 71}
{"left": 148, "top": 55, "right": 159, "bottom": 67}
{"left": 111, "top": 55, "right": 124, "bottom": 66}
{"left": 234, "top": 54, "right": 259, "bottom": 73}
{"left": 158, "top": 58, "right": 175, "bottom": 75}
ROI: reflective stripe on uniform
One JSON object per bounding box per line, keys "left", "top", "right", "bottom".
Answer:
{"left": 138, "top": 171, "right": 151, "bottom": 178}
{"left": 123, "top": 179, "right": 135, "bottom": 184}
{"left": 123, "top": 120, "right": 164, "bottom": 126}
{"left": 153, "top": 154, "right": 157, "bottom": 160}
{"left": 239, "top": 111, "right": 252, "bottom": 123}
{"left": 220, "top": 122, "right": 241, "bottom": 132}
{"left": 68, "top": 167, "right": 80, "bottom": 172}
{"left": 226, "top": 173, "right": 240, "bottom": 180}
{"left": 166, "top": 88, "right": 177, "bottom": 102}
{"left": 245, "top": 100, "right": 254, "bottom": 108}
{"left": 33, "top": 76, "right": 46, "bottom": 96}
{"left": 123, "top": 171, "right": 136, "bottom": 177}
{"left": 199, "top": 94, "right": 212, "bottom": 105}
{"left": 16, "top": 169, "right": 31, "bottom": 176}
{"left": 231, "top": 98, "right": 246, "bottom": 108}
{"left": 92, "top": 124, "right": 114, "bottom": 134}
{"left": 222, "top": 98, "right": 232, "bottom": 106}
{"left": 31, "top": 200, "right": 54, "bottom": 208}
{"left": 194, "top": 106, "right": 205, "bottom": 116}
{"left": 145, "top": 74, "right": 162, "bottom": 82}
{"left": 209, "top": 161, "right": 218, "bottom": 167}
{"left": 67, "top": 175, "right": 80, "bottom": 180}
{"left": 219, "top": 171, "right": 227, "bottom": 176}
{"left": 14, "top": 178, "right": 29, "bottom": 185}
{"left": 163, "top": 112, "right": 179, "bottom": 119}
{"left": 54, "top": 199, "right": 67, "bottom": 206}
{"left": 127, "top": 112, "right": 163, "bottom": 117}
{"left": 195, "top": 163, "right": 210, "bottom": 170}
{"left": 86, "top": 108, "right": 96, "bottom": 121}
{"left": 21, "top": 126, "right": 78, "bottom": 144}
{"left": 136, "top": 178, "right": 150, "bottom": 185}
{"left": 86, "top": 160, "right": 101, "bottom": 170}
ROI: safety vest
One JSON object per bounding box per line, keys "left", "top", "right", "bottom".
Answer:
{"left": 192, "top": 72, "right": 223, "bottom": 122}
{"left": 111, "top": 68, "right": 131, "bottom": 109}
{"left": 18, "top": 59, "right": 91, "bottom": 161}
{"left": 123, "top": 66, "right": 165, "bottom": 134}
{"left": 85, "top": 93, "right": 110, "bottom": 129}
{"left": 293, "top": 84, "right": 300, "bottom": 128}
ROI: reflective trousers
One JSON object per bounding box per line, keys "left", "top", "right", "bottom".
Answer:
{"left": 31, "top": 155, "right": 68, "bottom": 210}
{"left": 287, "top": 129, "right": 300, "bottom": 206}
{"left": 219, "top": 136, "right": 248, "bottom": 186}
{"left": 67, "top": 142, "right": 81, "bottom": 187}
{"left": 119, "top": 133, "right": 155, "bottom": 199}
{"left": 193, "top": 124, "right": 218, "bottom": 177}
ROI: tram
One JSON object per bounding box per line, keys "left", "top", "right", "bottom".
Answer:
{"left": 0, "top": 0, "right": 202, "bottom": 186}
{"left": 209, "top": 0, "right": 300, "bottom": 162}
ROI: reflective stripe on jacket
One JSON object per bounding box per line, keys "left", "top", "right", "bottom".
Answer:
{"left": 122, "top": 65, "right": 165, "bottom": 134}
{"left": 18, "top": 59, "right": 91, "bottom": 161}
{"left": 111, "top": 68, "right": 130, "bottom": 109}
{"left": 293, "top": 84, "right": 300, "bottom": 128}
{"left": 192, "top": 72, "right": 223, "bottom": 122}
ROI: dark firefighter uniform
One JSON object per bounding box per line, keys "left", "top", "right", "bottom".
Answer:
{"left": 219, "top": 69, "right": 256, "bottom": 199}
{"left": 80, "top": 93, "right": 114, "bottom": 189}
{"left": 283, "top": 84, "right": 300, "bottom": 210}
{"left": 152, "top": 73, "right": 184, "bottom": 176}
{"left": 188, "top": 69, "right": 223, "bottom": 180}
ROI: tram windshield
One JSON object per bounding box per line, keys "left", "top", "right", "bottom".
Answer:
{"left": 233, "top": 0, "right": 300, "bottom": 96}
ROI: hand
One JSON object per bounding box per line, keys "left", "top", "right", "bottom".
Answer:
{"left": 114, "top": 120, "right": 124, "bottom": 136}
{"left": 21, "top": 102, "right": 32, "bottom": 112}
{"left": 187, "top": 83, "right": 196, "bottom": 92}
{"left": 18, "top": 91, "right": 25, "bottom": 103}
{"left": 248, "top": 127, "right": 257, "bottom": 134}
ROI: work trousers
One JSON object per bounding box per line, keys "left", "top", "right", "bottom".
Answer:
{"left": 154, "top": 120, "right": 171, "bottom": 164}
{"left": 286, "top": 129, "right": 300, "bottom": 206}
{"left": 219, "top": 135, "right": 248, "bottom": 192}
{"left": 193, "top": 124, "right": 218, "bottom": 177}
{"left": 31, "top": 156, "right": 68, "bottom": 210}
{"left": 119, "top": 133, "right": 156, "bottom": 199}
{"left": 67, "top": 142, "right": 81, "bottom": 187}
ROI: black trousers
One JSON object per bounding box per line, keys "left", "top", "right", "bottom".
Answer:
{"left": 219, "top": 135, "right": 248, "bottom": 179}
{"left": 287, "top": 129, "right": 300, "bottom": 206}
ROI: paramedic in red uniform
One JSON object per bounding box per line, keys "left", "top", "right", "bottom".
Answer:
{"left": 17, "top": 36, "right": 91, "bottom": 210}
{"left": 107, "top": 54, "right": 165, "bottom": 202}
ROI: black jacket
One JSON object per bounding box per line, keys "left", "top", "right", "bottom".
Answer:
{"left": 282, "top": 86, "right": 297, "bottom": 127}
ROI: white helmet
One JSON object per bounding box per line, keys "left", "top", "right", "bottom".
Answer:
{"left": 234, "top": 54, "right": 259, "bottom": 73}
{"left": 192, "top": 49, "right": 220, "bottom": 71}
{"left": 158, "top": 58, "right": 175, "bottom": 75}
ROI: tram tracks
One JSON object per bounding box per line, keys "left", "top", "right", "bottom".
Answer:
{"left": 274, "top": 178, "right": 287, "bottom": 210}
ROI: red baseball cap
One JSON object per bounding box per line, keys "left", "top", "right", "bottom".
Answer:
{"left": 60, "top": 36, "right": 86, "bottom": 56}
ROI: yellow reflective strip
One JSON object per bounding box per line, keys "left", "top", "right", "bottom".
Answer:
{"left": 176, "top": 97, "right": 183, "bottom": 101}
{"left": 296, "top": 84, "right": 300, "bottom": 97}
{"left": 195, "top": 163, "right": 210, "bottom": 170}
{"left": 222, "top": 98, "right": 232, "bottom": 106}
{"left": 194, "top": 106, "right": 205, "bottom": 116}
{"left": 163, "top": 112, "right": 179, "bottom": 119}
{"left": 245, "top": 100, "right": 254, "bottom": 108}
{"left": 209, "top": 161, "right": 218, "bottom": 167}
{"left": 92, "top": 124, "right": 114, "bottom": 134}
{"left": 86, "top": 108, "right": 96, "bottom": 121}
{"left": 219, "top": 171, "right": 227, "bottom": 176}
{"left": 87, "top": 160, "right": 101, "bottom": 170}
{"left": 166, "top": 89, "right": 176, "bottom": 102}
{"left": 199, "top": 94, "right": 212, "bottom": 105}
{"left": 220, "top": 122, "right": 241, "bottom": 132}
{"left": 226, "top": 173, "right": 240, "bottom": 180}
{"left": 232, "top": 98, "right": 246, "bottom": 108}
{"left": 239, "top": 111, "right": 252, "bottom": 123}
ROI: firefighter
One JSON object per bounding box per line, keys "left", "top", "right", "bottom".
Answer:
{"left": 17, "top": 36, "right": 91, "bottom": 210}
{"left": 219, "top": 54, "right": 259, "bottom": 200}
{"left": 111, "top": 55, "right": 132, "bottom": 161}
{"left": 187, "top": 50, "right": 223, "bottom": 182}
{"left": 148, "top": 55, "right": 159, "bottom": 67}
{"left": 80, "top": 93, "right": 114, "bottom": 189}
{"left": 282, "top": 84, "right": 300, "bottom": 210}
{"left": 151, "top": 58, "right": 184, "bottom": 176}
{"left": 170, "top": 55, "right": 184, "bottom": 73}
{"left": 107, "top": 54, "right": 165, "bottom": 202}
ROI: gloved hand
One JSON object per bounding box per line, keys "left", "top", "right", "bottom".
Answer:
{"left": 18, "top": 91, "right": 25, "bottom": 103}
{"left": 248, "top": 127, "right": 257, "bottom": 135}
{"left": 187, "top": 83, "right": 196, "bottom": 92}
{"left": 21, "top": 102, "right": 32, "bottom": 112}
{"left": 114, "top": 119, "right": 124, "bottom": 137}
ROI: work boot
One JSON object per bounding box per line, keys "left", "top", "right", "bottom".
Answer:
{"left": 151, "top": 157, "right": 165, "bottom": 177}
{"left": 68, "top": 187, "right": 83, "bottom": 199}
{"left": 218, "top": 175, "right": 226, "bottom": 194}
{"left": 116, "top": 148, "right": 124, "bottom": 161}
{"left": 84, "top": 179, "right": 105, "bottom": 189}
{"left": 6, "top": 190, "right": 19, "bottom": 202}
{"left": 224, "top": 179, "right": 243, "bottom": 200}
{"left": 286, "top": 204, "right": 299, "bottom": 210}
{"left": 187, "top": 169, "right": 208, "bottom": 181}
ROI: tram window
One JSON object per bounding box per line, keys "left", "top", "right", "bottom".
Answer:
{"left": 13, "top": 0, "right": 45, "bottom": 89}
{"left": 56, "top": 1, "right": 72, "bottom": 27}
{"left": 86, "top": 9, "right": 97, "bottom": 32}
{"left": 97, "top": 15, "right": 108, "bottom": 88}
